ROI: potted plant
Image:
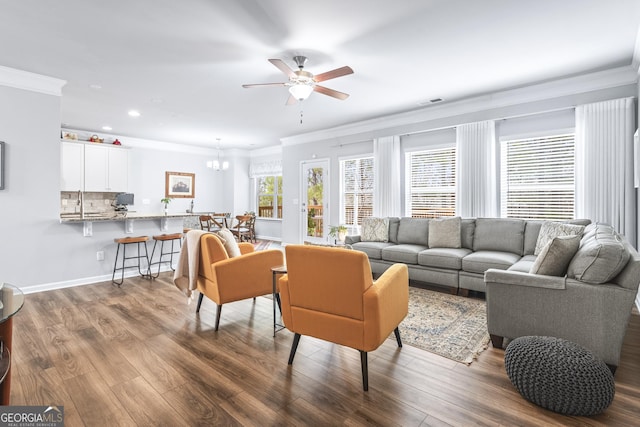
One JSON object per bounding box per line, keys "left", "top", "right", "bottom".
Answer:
{"left": 160, "top": 197, "right": 172, "bottom": 214}
{"left": 329, "top": 225, "right": 348, "bottom": 242}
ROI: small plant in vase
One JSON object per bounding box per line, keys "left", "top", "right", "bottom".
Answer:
{"left": 161, "top": 197, "right": 172, "bottom": 214}
{"left": 329, "top": 225, "right": 348, "bottom": 243}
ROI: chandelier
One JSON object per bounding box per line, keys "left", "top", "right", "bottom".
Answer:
{"left": 207, "top": 138, "right": 229, "bottom": 171}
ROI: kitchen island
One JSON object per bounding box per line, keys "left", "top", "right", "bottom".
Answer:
{"left": 60, "top": 212, "right": 197, "bottom": 237}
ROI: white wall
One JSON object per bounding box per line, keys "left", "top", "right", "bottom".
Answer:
{"left": 280, "top": 76, "right": 638, "bottom": 246}
{"left": 0, "top": 79, "right": 253, "bottom": 293}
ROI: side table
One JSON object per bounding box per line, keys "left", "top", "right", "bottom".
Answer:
{"left": 271, "top": 266, "right": 287, "bottom": 337}
{"left": 0, "top": 284, "right": 25, "bottom": 405}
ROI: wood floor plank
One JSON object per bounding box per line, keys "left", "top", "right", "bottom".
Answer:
{"left": 64, "top": 370, "right": 137, "bottom": 426}
{"left": 8, "top": 274, "right": 640, "bottom": 426}
{"left": 111, "top": 376, "right": 186, "bottom": 427}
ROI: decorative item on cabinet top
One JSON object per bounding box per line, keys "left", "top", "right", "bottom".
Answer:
{"left": 60, "top": 130, "right": 123, "bottom": 146}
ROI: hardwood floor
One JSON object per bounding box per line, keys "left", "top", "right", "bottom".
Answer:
{"left": 9, "top": 274, "right": 640, "bottom": 426}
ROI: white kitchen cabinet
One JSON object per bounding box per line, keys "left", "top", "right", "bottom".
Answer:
{"left": 84, "top": 144, "right": 129, "bottom": 192}
{"left": 60, "top": 141, "right": 84, "bottom": 191}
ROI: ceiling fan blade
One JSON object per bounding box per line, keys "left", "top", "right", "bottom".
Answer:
{"left": 242, "top": 82, "right": 286, "bottom": 88}
{"left": 314, "top": 85, "right": 350, "bottom": 100}
{"left": 313, "top": 66, "right": 354, "bottom": 82}
{"left": 268, "top": 58, "right": 296, "bottom": 78}
{"left": 285, "top": 94, "right": 298, "bottom": 105}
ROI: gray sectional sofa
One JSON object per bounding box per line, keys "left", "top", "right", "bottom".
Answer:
{"left": 347, "top": 217, "right": 593, "bottom": 294}
{"left": 347, "top": 217, "right": 640, "bottom": 370}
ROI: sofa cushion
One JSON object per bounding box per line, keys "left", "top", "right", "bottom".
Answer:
{"left": 567, "top": 224, "right": 630, "bottom": 284}
{"left": 418, "top": 247, "right": 472, "bottom": 270}
{"left": 388, "top": 217, "right": 401, "bottom": 243}
{"left": 462, "top": 250, "right": 522, "bottom": 273}
{"left": 461, "top": 219, "right": 475, "bottom": 249}
{"left": 381, "top": 244, "right": 428, "bottom": 264}
{"left": 534, "top": 221, "right": 585, "bottom": 255}
{"left": 523, "top": 221, "right": 543, "bottom": 255}
{"left": 361, "top": 217, "right": 389, "bottom": 242}
{"left": 530, "top": 235, "right": 581, "bottom": 276}
{"left": 473, "top": 218, "right": 525, "bottom": 255}
{"left": 397, "top": 218, "right": 429, "bottom": 245}
{"left": 508, "top": 255, "right": 537, "bottom": 273}
{"left": 350, "top": 241, "right": 395, "bottom": 260}
{"left": 428, "top": 216, "right": 461, "bottom": 248}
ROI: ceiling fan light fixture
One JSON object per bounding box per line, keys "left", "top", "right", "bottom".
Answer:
{"left": 289, "top": 83, "right": 314, "bottom": 100}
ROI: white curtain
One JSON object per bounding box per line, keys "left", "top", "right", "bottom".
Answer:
{"left": 456, "top": 120, "right": 498, "bottom": 217}
{"left": 575, "top": 97, "right": 636, "bottom": 246}
{"left": 373, "top": 135, "right": 401, "bottom": 217}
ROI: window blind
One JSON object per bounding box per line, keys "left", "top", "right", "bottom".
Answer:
{"left": 341, "top": 157, "right": 373, "bottom": 226}
{"left": 406, "top": 147, "right": 456, "bottom": 218}
{"left": 501, "top": 134, "right": 575, "bottom": 220}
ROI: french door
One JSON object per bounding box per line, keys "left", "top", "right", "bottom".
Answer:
{"left": 300, "top": 159, "right": 329, "bottom": 244}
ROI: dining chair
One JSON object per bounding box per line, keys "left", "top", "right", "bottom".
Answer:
{"left": 199, "top": 215, "right": 212, "bottom": 231}
{"left": 231, "top": 215, "right": 253, "bottom": 242}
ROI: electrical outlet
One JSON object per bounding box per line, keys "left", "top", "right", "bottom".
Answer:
{"left": 96, "top": 251, "right": 104, "bottom": 261}
{"left": 142, "top": 199, "right": 150, "bottom": 205}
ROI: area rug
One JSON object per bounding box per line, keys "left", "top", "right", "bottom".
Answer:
{"left": 397, "top": 287, "right": 490, "bottom": 365}
{"left": 252, "top": 240, "right": 273, "bottom": 251}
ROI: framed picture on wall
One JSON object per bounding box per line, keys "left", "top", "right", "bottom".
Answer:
{"left": 0, "top": 141, "right": 4, "bottom": 190}
{"left": 165, "top": 171, "right": 195, "bottom": 198}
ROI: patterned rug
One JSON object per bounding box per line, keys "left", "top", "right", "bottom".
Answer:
{"left": 252, "top": 240, "right": 274, "bottom": 251}
{"left": 398, "top": 287, "right": 490, "bottom": 365}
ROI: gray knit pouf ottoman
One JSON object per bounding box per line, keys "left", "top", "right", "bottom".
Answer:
{"left": 504, "top": 336, "right": 615, "bottom": 416}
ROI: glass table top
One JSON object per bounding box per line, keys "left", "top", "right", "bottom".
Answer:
{"left": 0, "top": 283, "right": 24, "bottom": 323}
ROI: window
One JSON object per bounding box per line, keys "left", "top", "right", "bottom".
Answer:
{"left": 500, "top": 133, "right": 575, "bottom": 220}
{"left": 340, "top": 157, "right": 373, "bottom": 226}
{"left": 257, "top": 175, "right": 282, "bottom": 219}
{"left": 405, "top": 147, "right": 456, "bottom": 218}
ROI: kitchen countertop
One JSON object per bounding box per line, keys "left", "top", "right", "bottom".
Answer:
{"left": 60, "top": 212, "right": 198, "bottom": 223}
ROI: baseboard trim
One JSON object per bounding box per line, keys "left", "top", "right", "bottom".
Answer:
{"left": 20, "top": 265, "right": 175, "bottom": 294}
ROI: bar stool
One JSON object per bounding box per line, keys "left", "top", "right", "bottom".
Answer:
{"left": 148, "top": 233, "right": 183, "bottom": 278}
{"left": 112, "top": 236, "right": 151, "bottom": 286}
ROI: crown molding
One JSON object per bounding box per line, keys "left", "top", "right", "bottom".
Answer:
{"left": 281, "top": 66, "right": 639, "bottom": 146}
{"left": 0, "top": 65, "right": 66, "bottom": 96}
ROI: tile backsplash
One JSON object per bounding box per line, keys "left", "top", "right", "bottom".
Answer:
{"left": 60, "top": 191, "right": 118, "bottom": 215}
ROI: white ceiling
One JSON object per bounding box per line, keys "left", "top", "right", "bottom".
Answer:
{"left": 1, "top": 0, "right": 639, "bottom": 150}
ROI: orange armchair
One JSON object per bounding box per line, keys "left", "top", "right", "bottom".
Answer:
{"left": 279, "top": 245, "right": 409, "bottom": 391}
{"left": 195, "top": 233, "right": 284, "bottom": 330}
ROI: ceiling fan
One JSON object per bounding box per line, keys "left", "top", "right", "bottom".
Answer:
{"left": 242, "top": 56, "right": 354, "bottom": 104}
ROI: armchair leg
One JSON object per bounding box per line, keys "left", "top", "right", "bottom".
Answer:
{"left": 214, "top": 304, "right": 222, "bottom": 331}
{"left": 288, "top": 333, "right": 301, "bottom": 365}
{"left": 360, "top": 351, "right": 369, "bottom": 391}
{"left": 196, "top": 293, "right": 204, "bottom": 313}
{"left": 393, "top": 327, "right": 402, "bottom": 348}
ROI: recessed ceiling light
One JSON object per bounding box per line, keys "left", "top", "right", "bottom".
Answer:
{"left": 151, "top": 98, "right": 163, "bottom": 104}
{"left": 89, "top": 84, "right": 102, "bottom": 90}
{"left": 128, "top": 110, "right": 141, "bottom": 117}
{"left": 102, "top": 125, "right": 112, "bottom": 131}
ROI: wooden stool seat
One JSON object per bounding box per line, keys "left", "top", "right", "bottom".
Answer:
{"left": 149, "top": 233, "right": 183, "bottom": 278}
{"left": 114, "top": 236, "right": 149, "bottom": 244}
{"left": 153, "top": 233, "right": 183, "bottom": 241}
{"left": 112, "top": 236, "right": 151, "bottom": 286}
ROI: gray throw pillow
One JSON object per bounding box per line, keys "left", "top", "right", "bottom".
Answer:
{"left": 428, "top": 217, "right": 461, "bottom": 248}
{"left": 361, "top": 217, "right": 389, "bottom": 242}
{"left": 534, "top": 221, "right": 585, "bottom": 255}
{"left": 530, "top": 235, "right": 581, "bottom": 276}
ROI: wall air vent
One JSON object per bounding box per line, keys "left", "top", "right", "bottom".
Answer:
{"left": 417, "top": 98, "right": 444, "bottom": 106}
